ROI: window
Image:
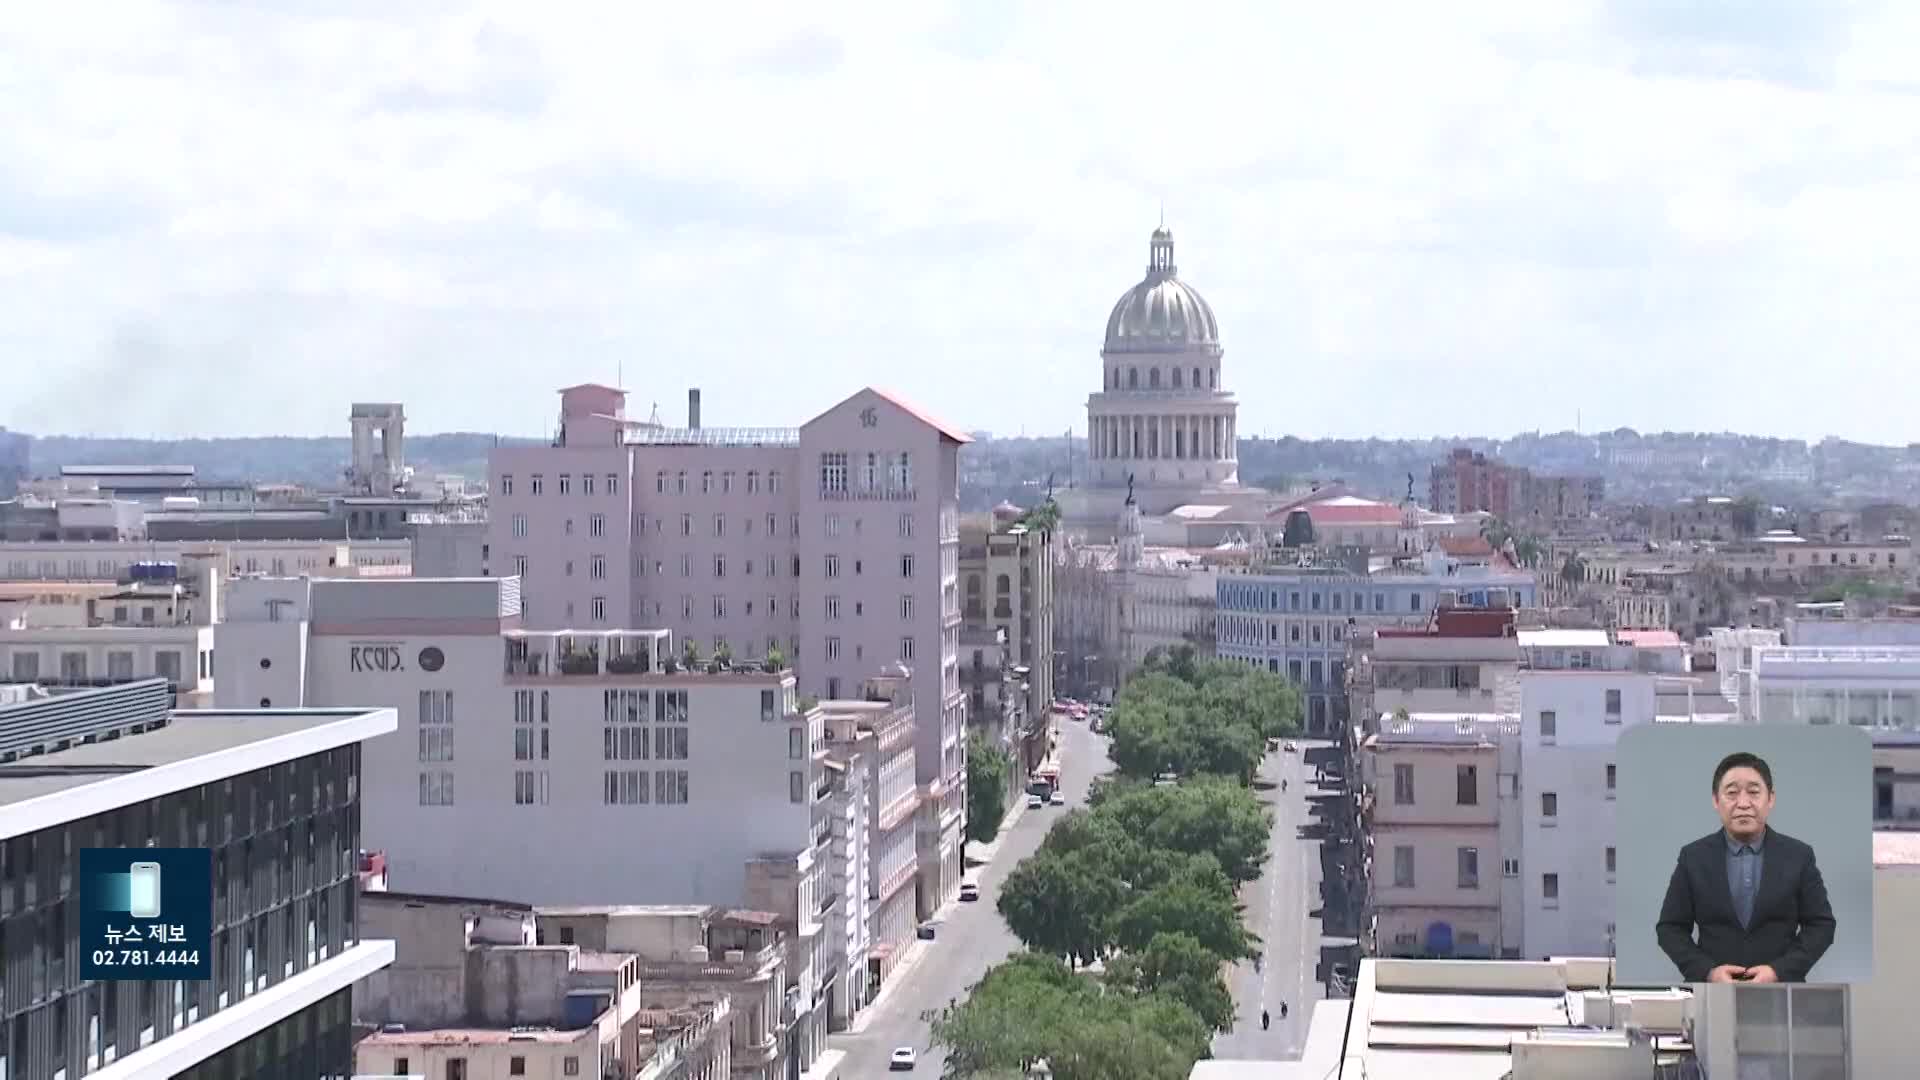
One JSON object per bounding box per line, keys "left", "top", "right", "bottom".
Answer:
{"left": 1604, "top": 687, "right": 1622, "bottom": 721}
{"left": 1393, "top": 845, "right": 1414, "bottom": 888}
{"left": 900, "top": 636, "right": 914, "bottom": 662}
{"left": 680, "top": 554, "right": 692, "bottom": 577}
{"left": 747, "top": 471, "right": 760, "bottom": 493}
{"left": 1540, "top": 792, "right": 1558, "bottom": 820}
{"left": 590, "top": 554, "right": 606, "bottom": 579}
{"left": 564, "top": 1058, "right": 581, "bottom": 1077}
{"left": 1455, "top": 764, "right": 1477, "bottom": 806}
{"left": 681, "top": 595, "right": 693, "bottom": 618}
{"left": 722, "top": 470, "right": 735, "bottom": 493}
{"left": 899, "top": 513, "right": 914, "bottom": 538}
{"left": 762, "top": 690, "right": 778, "bottom": 721}
{"left": 900, "top": 594, "right": 914, "bottom": 620}
{"left": 821, "top": 452, "right": 849, "bottom": 493}
{"left": 511, "top": 513, "right": 528, "bottom": 538}
{"left": 827, "top": 513, "right": 842, "bottom": 537}
{"left": 700, "top": 470, "right": 712, "bottom": 493}
{"left": 656, "top": 471, "right": 668, "bottom": 493}
{"left": 418, "top": 771, "right": 454, "bottom": 806}
{"left": 513, "top": 555, "right": 528, "bottom": 577}
{"left": 790, "top": 771, "right": 806, "bottom": 803}
{"left": 582, "top": 473, "right": 596, "bottom": 495}
{"left": 511, "top": 1055, "right": 527, "bottom": 1076}
{"left": 607, "top": 474, "right": 618, "bottom": 495}
{"left": 530, "top": 474, "right": 544, "bottom": 495}
{"left": 1538, "top": 710, "right": 1557, "bottom": 740}
{"left": 789, "top": 728, "right": 805, "bottom": 759}
{"left": 825, "top": 555, "right": 841, "bottom": 578}
{"left": 681, "top": 513, "right": 693, "bottom": 537}
{"left": 654, "top": 726, "right": 689, "bottom": 760}
{"left": 891, "top": 451, "right": 913, "bottom": 489}
{"left": 714, "top": 514, "right": 726, "bottom": 538}
{"left": 1502, "top": 857, "right": 1520, "bottom": 878}
{"left": 825, "top": 596, "right": 841, "bottom": 620}
{"left": 900, "top": 553, "right": 915, "bottom": 578}
{"left": 558, "top": 474, "right": 571, "bottom": 495}
{"left": 514, "top": 770, "right": 548, "bottom": 805}
{"left": 713, "top": 595, "right": 726, "bottom": 618}
{"left": 676, "top": 471, "right": 687, "bottom": 493}
{"left": 590, "top": 596, "right": 606, "bottom": 621}
{"left": 655, "top": 770, "right": 690, "bottom": 804}
{"left": 1605, "top": 763, "right": 1617, "bottom": 798}
{"left": 767, "top": 513, "right": 778, "bottom": 536}
{"left": 1605, "top": 846, "right": 1617, "bottom": 876}
{"left": 589, "top": 513, "right": 606, "bottom": 538}
{"left": 713, "top": 554, "right": 727, "bottom": 578}
{"left": 500, "top": 474, "right": 513, "bottom": 496}
{"left": 1458, "top": 847, "right": 1479, "bottom": 889}
{"left": 1542, "top": 873, "right": 1560, "bottom": 904}
{"left": 418, "top": 691, "right": 454, "bottom": 763}
{"left": 826, "top": 636, "right": 841, "bottom": 661}
{"left": 770, "top": 470, "right": 782, "bottom": 492}
{"left": 1393, "top": 763, "right": 1414, "bottom": 804}
{"left": 603, "top": 769, "right": 647, "bottom": 805}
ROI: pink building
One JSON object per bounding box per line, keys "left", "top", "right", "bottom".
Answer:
{"left": 489, "top": 384, "right": 971, "bottom": 913}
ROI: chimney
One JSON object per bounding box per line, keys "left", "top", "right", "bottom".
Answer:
{"left": 688, "top": 389, "right": 702, "bottom": 430}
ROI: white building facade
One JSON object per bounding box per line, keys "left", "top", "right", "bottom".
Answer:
{"left": 214, "top": 574, "right": 842, "bottom": 1071}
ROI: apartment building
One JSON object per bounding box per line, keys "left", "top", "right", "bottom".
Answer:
{"left": 1361, "top": 712, "right": 1519, "bottom": 959}
{"left": 536, "top": 906, "right": 794, "bottom": 1080}
{"left": 817, "top": 674, "right": 920, "bottom": 1010}
{"left": 355, "top": 892, "right": 733, "bottom": 1080}
{"left": 0, "top": 537, "right": 410, "bottom": 581}
{"left": 1217, "top": 552, "right": 1537, "bottom": 734}
{"left": 957, "top": 504, "right": 1055, "bottom": 725}
{"left": 213, "top": 573, "right": 839, "bottom": 1072}
{"left": 1514, "top": 631, "right": 1663, "bottom": 962}
{"left": 487, "top": 384, "right": 969, "bottom": 914}
{"left": 0, "top": 562, "right": 220, "bottom": 704}
{"left": 1427, "top": 448, "right": 1603, "bottom": 524}
{"left": 0, "top": 678, "right": 395, "bottom": 1080}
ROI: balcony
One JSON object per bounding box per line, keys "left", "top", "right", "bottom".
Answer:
{"left": 819, "top": 485, "right": 918, "bottom": 503}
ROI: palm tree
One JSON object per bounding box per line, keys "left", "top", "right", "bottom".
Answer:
{"left": 1559, "top": 552, "right": 1587, "bottom": 586}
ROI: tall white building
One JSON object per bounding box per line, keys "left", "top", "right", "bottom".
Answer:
{"left": 213, "top": 574, "right": 844, "bottom": 1069}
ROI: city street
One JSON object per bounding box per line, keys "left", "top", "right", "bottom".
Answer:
{"left": 831, "top": 717, "right": 1111, "bottom": 1076}
{"left": 1212, "top": 739, "right": 1329, "bottom": 1060}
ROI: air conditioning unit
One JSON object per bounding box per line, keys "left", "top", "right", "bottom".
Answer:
{"left": 725, "top": 949, "right": 746, "bottom": 963}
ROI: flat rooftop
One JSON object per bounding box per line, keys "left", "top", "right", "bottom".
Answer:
{"left": 0, "top": 710, "right": 376, "bottom": 809}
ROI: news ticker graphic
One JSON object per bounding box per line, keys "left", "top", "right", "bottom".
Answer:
{"left": 79, "top": 848, "right": 213, "bottom": 980}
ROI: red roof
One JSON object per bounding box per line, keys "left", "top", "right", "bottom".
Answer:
{"left": 1437, "top": 535, "right": 1495, "bottom": 557}
{"left": 1300, "top": 497, "right": 1401, "bottom": 525}
{"left": 867, "top": 388, "right": 973, "bottom": 445}
{"left": 1377, "top": 607, "right": 1515, "bottom": 639}
{"left": 557, "top": 383, "right": 627, "bottom": 395}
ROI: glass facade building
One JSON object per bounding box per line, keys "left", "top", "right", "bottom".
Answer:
{"left": 0, "top": 680, "right": 394, "bottom": 1080}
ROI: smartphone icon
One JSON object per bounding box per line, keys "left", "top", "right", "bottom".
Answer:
{"left": 128, "top": 862, "right": 162, "bottom": 919}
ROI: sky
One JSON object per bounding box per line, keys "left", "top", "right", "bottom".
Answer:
{"left": 3, "top": 0, "right": 1919, "bottom": 444}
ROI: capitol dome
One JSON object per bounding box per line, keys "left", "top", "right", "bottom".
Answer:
{"left": 1102, "top": 227, "right": 1221, "bottom": 357}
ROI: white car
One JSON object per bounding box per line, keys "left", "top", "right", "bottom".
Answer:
{"left": 1027, "top": 793, "right": 1045, "bottom": 809}
{"left": 1050, "top": 790, "right": 1066, "bottom": 806}
{"left": 890, "top": 1047, "right": 917, "bottom": 1070}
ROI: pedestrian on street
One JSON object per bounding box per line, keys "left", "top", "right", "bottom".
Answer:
{"left": 1261, "top": 1009, "right": 1270, "bottom": 1030}
{"left": 1281, "top": 1002, "right": 1289, "bottom": 1019}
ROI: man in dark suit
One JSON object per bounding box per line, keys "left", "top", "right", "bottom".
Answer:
{"left": 1656, "top": 751, "right": 1836, "bottom": 983}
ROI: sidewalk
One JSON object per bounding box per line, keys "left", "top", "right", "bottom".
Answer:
{"left": 843, "top": 795, "right": 1035, "bottom": 1036}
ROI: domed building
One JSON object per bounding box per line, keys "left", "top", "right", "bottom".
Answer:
{"left": 1059, "top": 225, "right": 1273, "bottom": 531}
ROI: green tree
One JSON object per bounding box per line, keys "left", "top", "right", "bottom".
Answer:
{"left": 1104, "top": 932, "right": 1237, "bottom": 1032}
{"left": 966, "top": 733, "right": 1011, "bottom": 844}
{"left": 997, "top": 849, "right": 1126, "bottom": 966}
{"left": 1110, "top": 877, "right": 1258, "bottom": 963}
{"left": 930, "top": 953, "right": 1209, "bottom": 1080}
{"left": 1097, "top": 777, "right": 1271, "bottom": 885}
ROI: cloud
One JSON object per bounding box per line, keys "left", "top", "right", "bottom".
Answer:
{"left": 0, "top": 0, "right": 1917, "bottom": 445}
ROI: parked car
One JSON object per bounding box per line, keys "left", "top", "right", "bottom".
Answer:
{"left": 1050, "top": 790, "right": 1066, "bottom": 806}
{"left": 917, "top": 921, "right": 939, "bottom": 940}
{"left": 1027, "top": 793, "right": 1045, "bottom": 809}
{"left": 959, "top": 881, "right": 980, "bottom": 902}
{"left": 890, "top": 1047, "right": 917, "bottom": 1071}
